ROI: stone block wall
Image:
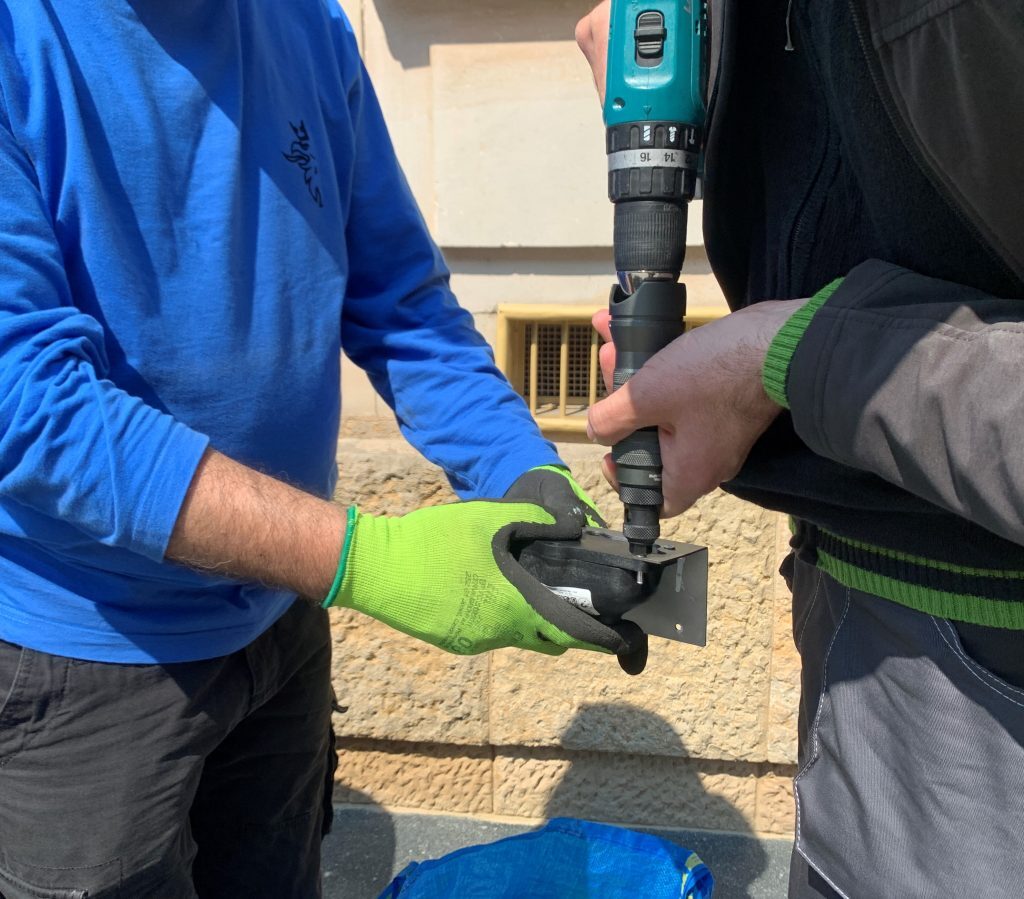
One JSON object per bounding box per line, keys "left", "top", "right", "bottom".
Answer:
{"left": 331, "top": 431, "right": 799, "bottom": 838}
{"left": 329, "top": 0, "right": 801, "bottom": 841}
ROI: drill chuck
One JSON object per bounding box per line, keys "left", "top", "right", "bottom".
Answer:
{"left": 607, "top": 121, "right": 699, "bottom": 295}
{"left": 609, "top": 280, "right": 686, "bottom": 555}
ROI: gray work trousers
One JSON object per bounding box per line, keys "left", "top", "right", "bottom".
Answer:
{"left": 785, "top": 523, "right": 1024, "bottom": 898}
{"left": 0, "top": 599, "right": 334, "bottom": 899}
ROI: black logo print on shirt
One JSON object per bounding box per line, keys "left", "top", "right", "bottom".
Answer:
{"left": 283, "top": 121, "right": 324, "bottom": 208}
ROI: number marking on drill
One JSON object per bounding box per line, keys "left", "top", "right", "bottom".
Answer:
{"left": 607, "top": 149, "right": 698, "bottom": 172}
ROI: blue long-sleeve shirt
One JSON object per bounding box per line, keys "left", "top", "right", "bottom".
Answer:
{"left": 0, "top": 0, "right": 560, "bottom": 663}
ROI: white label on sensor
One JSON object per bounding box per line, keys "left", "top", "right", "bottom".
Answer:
{"left": 545, "top": 585, "right": 597, "bottom": 616}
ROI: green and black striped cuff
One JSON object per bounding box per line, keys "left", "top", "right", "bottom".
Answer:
{"left": 816, "top": 529, "right": 1024, "bottom": 629}
{"left": 762, "top": 278, "right": 845, "bottom": 409}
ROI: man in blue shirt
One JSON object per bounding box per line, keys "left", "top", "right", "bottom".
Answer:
{"left": 0, "top": 3, "right": 632, "bottom": 896}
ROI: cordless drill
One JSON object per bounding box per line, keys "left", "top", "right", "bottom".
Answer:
{"left": 604, "top": 0, "right": 707, "bottom": 556}
{"left": 517, "top": 2, "right": 710, "bottom": 669}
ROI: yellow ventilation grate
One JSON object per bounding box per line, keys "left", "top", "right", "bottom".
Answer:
{"left": 495, "top": 303, "right": 726, "bottom": 438}
{"left": 522, "top": 322, "right": 607, "bottom": 412}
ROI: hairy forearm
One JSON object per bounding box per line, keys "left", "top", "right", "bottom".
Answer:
{"left": 166, "top": 449, "right": 345, "bottom": 601}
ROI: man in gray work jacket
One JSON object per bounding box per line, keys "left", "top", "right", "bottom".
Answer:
{"left": 579, "top": 0, "right": 1024, "bottom": 895}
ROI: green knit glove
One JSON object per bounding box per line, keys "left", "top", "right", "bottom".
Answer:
{"left": 326, "top": 500, "right": 630, "bottom": 657}
{"left": 504, "top": 465, "right": 606, "bottom": 529}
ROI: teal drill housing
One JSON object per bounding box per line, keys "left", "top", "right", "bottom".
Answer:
{"left": 603, "top": 0, "right": 706, "bottom": 131}
{"left": 602, "top": 0, "right": 707, "bottom": 295}
{"left": 603, "top": 1, "right": 708, "bottom": 557}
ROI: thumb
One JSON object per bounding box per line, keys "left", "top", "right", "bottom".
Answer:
{"left": 587, "top": 379, "right": 654, "bottom": 445}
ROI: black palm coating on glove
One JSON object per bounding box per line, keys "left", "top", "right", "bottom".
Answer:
{"left": 501, "top": 468, "right": 649, "bottom": 671}
{"left": 504, "top": 468, "right": 607, "bottom": 529}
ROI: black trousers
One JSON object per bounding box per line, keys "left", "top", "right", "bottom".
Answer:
{"left": 784, "top": 523, "right": 1024, "bottom": 899}
{"left": 0, "top": 600, "right": 335, "bottom": 899}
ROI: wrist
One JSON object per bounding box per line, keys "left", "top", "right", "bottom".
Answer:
{"left": 322, "top": 506, "right": 358, "bottom": 608}
{"left": 331, "top": 509, "right": 405, "bottom": 616}
{"left": 167, "top": 449, "right": 348, "bottom": 600}
{"left": 762, "top": 279, "right": 845, "bottom": 408}
{"left": 333, "top": 507, "right": 376, "bottom": 610}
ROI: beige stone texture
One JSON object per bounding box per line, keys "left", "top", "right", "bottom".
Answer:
{"left": 755, "top": 767, "right": 798, "bottom": 837}
{"left": 339, "top": 416, "right": 405, "bottom": 441}
{"left": 331, "top": 441, "right": 483, "bottom": 746}
{"left": 332, "top": 422, "right": 799, "bottom": 834}
{"left": 493, "top": 749, "right": 759, "bottom": 832}
{"left": 489, "top": 459, "right": 779, "bottom": 763}
{"left": 336, "top": 739, "right": 493, "bottom": 815}
{"left": 332, "top": 437, "right": 793, "bottom": 764}
{"left": 334, "top": 439, "right": 453, "bottom": 514}
{"left": 767, "top": 516, "right": 801, "bottom": 765}
{"left": 334, "top": 740, "right": 796, "bottom": 836}
{"left": 330, "top": 608, "right": 490, "bottom": 746}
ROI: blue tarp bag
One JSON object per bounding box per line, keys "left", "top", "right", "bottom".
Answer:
{"left": 377, "top": 817, "right": 715, "bottom": 898}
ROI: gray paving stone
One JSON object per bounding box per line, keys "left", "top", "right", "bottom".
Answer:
{"left": 323, "top": 805, "right": 792, "bottom": 899}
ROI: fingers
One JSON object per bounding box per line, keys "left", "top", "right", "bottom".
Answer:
{"left": 588, "top": 329, "right": 687, "bottom": 445}
{"left": 598, "top": 340, "right": 615, "bottom": 393}
{"left": 531, "top": 636, "right": 569, "bottom": 657}
{"left": 600, "top": 453, "right": 619, "bottom": 492}
{"left": 593, "top": 310, "right": 615, "bottom": 392}
{"left": 542, "top": 618, "right": 648, "bottom": 674}
{"left": 613, "top": 622, "right": 648, "bottom": 675}
{"left": 538, "top": 615, "right": 616, "bottom": 655}
{"left": 575, "top": 2, "right": 611, "bottom": 106}
{"left": 587, "top": 379, "right": 656, "bottom": 445}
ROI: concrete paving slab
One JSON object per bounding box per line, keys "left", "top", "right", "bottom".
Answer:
{"left": 323, "top": 804, "right": 792, "bottom": 899}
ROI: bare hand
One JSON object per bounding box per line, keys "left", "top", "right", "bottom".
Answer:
{"left": 587, "top": 301, "right": 804, "bottom": 516}
{"left": 576, "top": 2, "right": 611, "bottom": 105}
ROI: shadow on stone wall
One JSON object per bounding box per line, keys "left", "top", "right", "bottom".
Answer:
{"left": 545, "top": 703, "right": 768, "bottom": 899}
{"left": 373, "top": 0, "right": 594, "bottom": 68}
